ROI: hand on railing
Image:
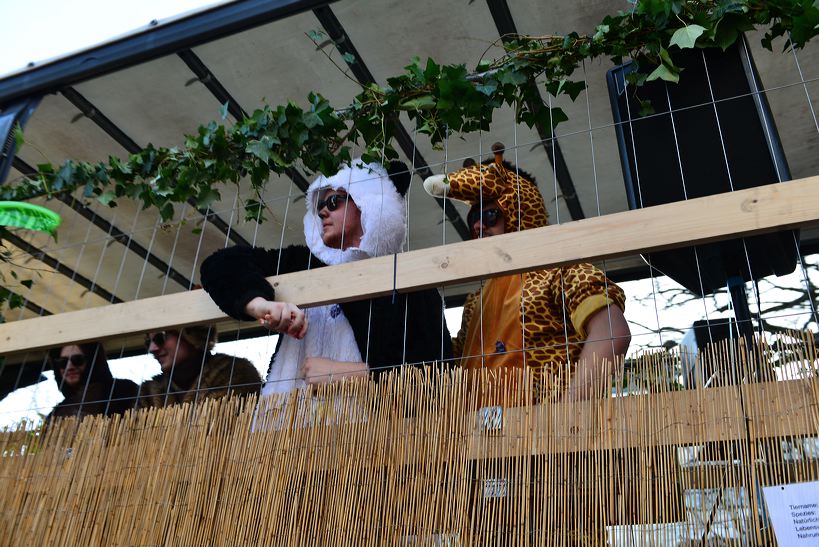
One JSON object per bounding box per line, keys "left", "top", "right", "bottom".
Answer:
{"left": 245, "top": 296, "right": 307, "bottom": 339}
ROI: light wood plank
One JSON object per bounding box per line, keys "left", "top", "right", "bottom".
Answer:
{"left": 289, "top": 379, "right": 818, "bottom": 465}
{"left": 2, "top": 176, "right": 819, "bottom": 355}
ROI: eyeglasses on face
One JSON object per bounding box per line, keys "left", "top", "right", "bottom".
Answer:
{"left": 54, "top": 354, "right": 86, "bottom": 369}
{"left": 467, "top": 207, "right": 503, "bottom": 228}
{"left": 144, "top": 331, "right": 168, "bottom": 350}
{"left": 316, "top": 193, "right": 349, "bottom": 213}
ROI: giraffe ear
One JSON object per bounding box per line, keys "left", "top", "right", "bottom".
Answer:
{"left": 387, "top": 161, "right": 411, "bottom": 196}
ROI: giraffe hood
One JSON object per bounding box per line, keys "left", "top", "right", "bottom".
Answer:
{"left": 423, "top": 143, "right": 548, "bottom": 231}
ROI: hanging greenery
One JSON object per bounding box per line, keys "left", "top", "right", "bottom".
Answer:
{"left": 3, "top": 0, "right": 816, "bottom": 225}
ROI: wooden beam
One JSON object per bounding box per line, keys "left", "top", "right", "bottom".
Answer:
{"left": 2, "top": 176, "right": 818, "bottom": 355}
{"left": 284, "top": 378, "right": 818, "bottom": 464}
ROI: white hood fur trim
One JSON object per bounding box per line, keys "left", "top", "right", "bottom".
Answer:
{"left": 304, "top": 159, "right": 407, "bottom": 265}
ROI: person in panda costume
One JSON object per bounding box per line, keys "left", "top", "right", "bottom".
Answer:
{"left": 201, "top": 159, "right": 453, "bottom": 396}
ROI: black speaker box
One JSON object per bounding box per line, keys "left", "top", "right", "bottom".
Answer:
{"left": 606, "top": 39, "right": 798, "bottom": 296}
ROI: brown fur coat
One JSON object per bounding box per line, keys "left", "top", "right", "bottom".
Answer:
{"left": 138, "top": 352, "right": 261, "bottom": 408}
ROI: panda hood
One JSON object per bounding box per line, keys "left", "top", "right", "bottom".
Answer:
{"left": 304, "top": 159, "right": 410, "bottom": 265}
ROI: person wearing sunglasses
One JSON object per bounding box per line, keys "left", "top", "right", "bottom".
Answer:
{"left": 137, "top": 326, "right": 261, "bottom": 408}
{"left": 46, "top": 342, "right": 139, "bottom": 421}
{"left": 201, "top": 159, "right": 452, "bottom": 397}
{"left": 466, "top": 202, "right": 506, "bottom": 239}
{"left": 424, "top": 142, "right": 630, "bottom": 403}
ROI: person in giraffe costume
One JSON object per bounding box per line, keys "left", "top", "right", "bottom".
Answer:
{"left": 424, "top": 142, "right": 630, "bottom": 402}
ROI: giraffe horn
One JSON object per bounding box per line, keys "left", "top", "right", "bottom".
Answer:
{"left": 491, "top": 141, "right": 505, "bottom": 165}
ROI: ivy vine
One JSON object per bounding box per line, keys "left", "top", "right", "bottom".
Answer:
{"left": 3, "top": 0, "right": 816, "bottom": 222}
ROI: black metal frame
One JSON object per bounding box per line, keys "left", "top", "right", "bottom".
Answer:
{"left": 486, "top": 0, "right": 585, "bottom": 220}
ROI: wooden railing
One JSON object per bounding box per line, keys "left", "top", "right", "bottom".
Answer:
{"left": 2, "top": 175, "right": 818, "bottom": 355}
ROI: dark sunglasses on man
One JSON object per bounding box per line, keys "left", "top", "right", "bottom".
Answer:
{"left": 316, "top": 193, "right": 349, "bottom": 213}
{"left": 53, "top": 354, "right": 87, "bottom": 369}
{"left": 467, "top": 206, "right": 503, "bottom": 228}
{"left": 144, "top": 331, "right": 168, "bottom": 350}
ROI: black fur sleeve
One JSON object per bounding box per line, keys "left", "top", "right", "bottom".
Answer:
{"left": 199, "top": 245, "right": 316, "bottom": 321}
{"left": 344, "top": 289, "right": 453, "bottom": 381}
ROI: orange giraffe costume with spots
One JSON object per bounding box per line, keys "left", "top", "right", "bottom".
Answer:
{"left": 424, "top": 143, "right": 626, "bottom": 401}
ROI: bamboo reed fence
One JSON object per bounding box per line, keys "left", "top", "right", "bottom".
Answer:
{"left": 2, "top": 333, "right": 817, "bottom": 545}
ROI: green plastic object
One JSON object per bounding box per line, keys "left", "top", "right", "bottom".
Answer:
{"left": 0, "top": 201, "right": 61, "bottom": 234}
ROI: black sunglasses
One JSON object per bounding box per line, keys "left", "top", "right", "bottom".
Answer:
{"left": 467, "top": 207, "right": 503, "bottom": 228}
{"left": 53, "top": 354, "right": 87, "bottom": 369}
{"left": 144, "top": 331, "right": 168, "bottom": 350}
{"left": 316, "top": 193, "right": 349, "bottom": 213}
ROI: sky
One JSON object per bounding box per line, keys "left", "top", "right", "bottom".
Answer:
{"left": 0, "top": 0, "right": 228, "bottom": 78}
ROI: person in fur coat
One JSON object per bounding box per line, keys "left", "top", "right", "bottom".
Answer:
{"left": 200, "top": 159, "right": 453, "bottom": 396}
{"left": 139, "top": 326, "right": 261, "bottom": 407}
{"left": 47, "top": 342, "right": 139, "bottom": 420}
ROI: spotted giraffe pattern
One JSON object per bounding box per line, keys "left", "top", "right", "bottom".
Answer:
{"left": 521, "top": 265, "right": 626, "bottom": 400}
{"left": 457, "top": 265, "right": 625, "bottom": 401}
{"left": 443, "top": 150, "right": 626, "bottom": 401}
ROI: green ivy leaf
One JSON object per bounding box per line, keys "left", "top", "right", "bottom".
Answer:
{"left": 160, "top": 203, "right": 175, "bottom": 220}
{"left": 246, "top": 139, "right": 271, "bottom": 163}
{"left": 789, "top": 3, "right": 819, "bottom": 48}
{"left": 625, "top": 71, "right": 648, "bottom": 87}
{"left": 270, "top": 151, "right": 287, "bottom": 167}
{"left": 549, "top": 107, "right": 569, "bottom": 127}
{"left": 646, "top": 63, "right": 680, "bottom": 83}
{"left": 244, "top": 199, "right": 266, "bottom": 223}
{"left": 475, "top": 59, "right": 493, "bottom": 71}
{"left": 303, "top": 112, "right": 323, "bottom": 128}
{"left": 13, "top": 123, "right": 24, "bottom": 151}
{"left": 658, "top": 47, "right": 677, "bottom": 70}
{"left": 546, "top": 79, "right": 586, "bottom": 100}
{"left": 638, "top": 99, "right": 656, "bottom": 117}
{"left": 219, "top": 101, "right": 230, "bottom": 120}
{"left": 404, "top": 56, "right": 424, "bottom": 80}
{"left": 637, "top": 0, "right": 672, "bottom": 22}
{"left": 497, "top": 69, "right": 528, "bottom": 86}
{"left": 342, "top": 52, "right": 356, "bottom": 64}
{"left": 96, "top": 191, "right": 117, "bottom": 206}
{"left": 398, "top": 95, "right": 437, "bottom": 111}
{"left": 196, "top": 188, "right": 221, "bottom": 209}
{"left": 152, "top": 183, "right": 174, "bottom": 197}
{"left": 475, "top": 81, "right": 498, "bottom": 96}
{"left": 545, "top": 79, "right": 565, "bottom": 97}
{"left": 8, "top": 293, "right": 23, "bottom": 309}
{"left": 669, "top": 24, "right": 706, "bottom": 49}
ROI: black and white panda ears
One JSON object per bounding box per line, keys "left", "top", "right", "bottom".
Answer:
{"left": 387, "top": 160, "right": 411, "bottom": 197}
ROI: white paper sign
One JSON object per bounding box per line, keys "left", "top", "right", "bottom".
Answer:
{"left": 482, "top": 478, "right": 508, "bottom": 498}
{"left": 478, "top": 405, "right": 503, "bottom": 431}
{"left": 763, "top": 481, "right": 819, "bottom": 544}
